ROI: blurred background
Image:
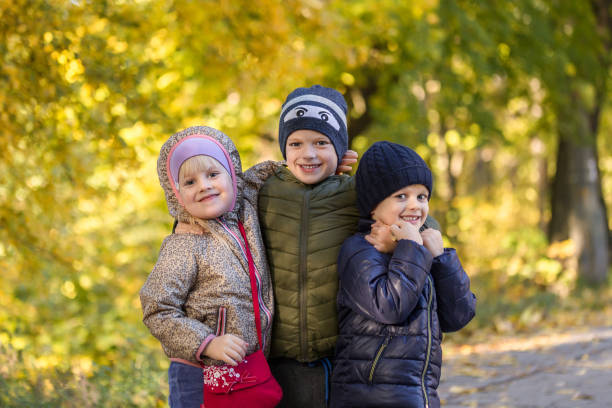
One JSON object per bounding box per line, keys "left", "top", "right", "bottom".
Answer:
{"left": 1, "top": 0, "right": 611, "bottom": 406}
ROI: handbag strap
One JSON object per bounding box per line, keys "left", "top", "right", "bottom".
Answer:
{"left": 238, "top": 221, "right": 263, "bottom": 350}
{"left": 201, "top": 222, "right": 263, "bottom": 408}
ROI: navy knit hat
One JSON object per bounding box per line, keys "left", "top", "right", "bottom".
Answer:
{"left": 355, "top": 141, "right": 433, "bottom": 218}
{"left": 278, "top": 85, "right": 348, "bottom": 163}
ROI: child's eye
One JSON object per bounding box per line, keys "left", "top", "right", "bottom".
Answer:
{"left": 288, "top": 142, "right": 301, "bottom": 147}
{"left": 209, "top": 171, "right": 219, "bottom": 178}
{"left": 396, "top": 193, "right": 406, "bottom": 200}
{"left": 418, "top": 193, "right": 428, "bottom": 201}
{"left": 316, "top": 140, "right": 330, "bottom": 146}
{"left": 182, "top": 178, "right": 194, "bottom": 186}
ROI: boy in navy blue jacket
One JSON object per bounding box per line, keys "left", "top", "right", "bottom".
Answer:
{"left": 330, "top": 141, "right": 476, "bottom": 408}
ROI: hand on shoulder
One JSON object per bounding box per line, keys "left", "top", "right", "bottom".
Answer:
{"left": 336, "top": 149, "right": 358, "bottom": 175}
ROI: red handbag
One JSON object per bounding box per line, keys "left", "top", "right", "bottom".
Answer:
{"left": 200, "top": 222, "right": 282, "bottom": 408}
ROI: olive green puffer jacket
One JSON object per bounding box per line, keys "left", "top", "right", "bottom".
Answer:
{"left": 258, "top": 166, "right": 359, "bottom": 362}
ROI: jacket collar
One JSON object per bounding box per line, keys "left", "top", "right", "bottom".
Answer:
{"left": 357, "top": 218, "right": 374, "bottom": 234}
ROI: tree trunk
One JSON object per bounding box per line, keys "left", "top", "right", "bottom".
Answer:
{"left": 537, "top": 154, "right": 548, "bottom": 234}
{"left": 550, "top": 0, "right": 611, "bottom": 283}
{"left": 549, "top": 136, "right": 609, "bottom": 283}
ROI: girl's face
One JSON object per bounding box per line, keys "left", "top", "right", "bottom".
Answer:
{"left": 371, "top": 184, "right": 429, "bottom": 229}
{"left": 178, "top": 156, "right": 234, "bottom": 220}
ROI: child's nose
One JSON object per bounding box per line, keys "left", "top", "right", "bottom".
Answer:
{"left": 406, "top": 197, "right": 419, "bottom": 208}
{"left": 197, "top": 176, "right": 212, "bottom": 190}
{"left": 303, "top": 144, "right": 316, "bottom": 158}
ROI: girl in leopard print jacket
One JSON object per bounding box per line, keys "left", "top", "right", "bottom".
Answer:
{"left": 140, "top": 126, "right": 277, "bottom": 407}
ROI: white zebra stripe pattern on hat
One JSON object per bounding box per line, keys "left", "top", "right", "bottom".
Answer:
{"left": 280, "top": 94, "right": 347, "bottom": 129}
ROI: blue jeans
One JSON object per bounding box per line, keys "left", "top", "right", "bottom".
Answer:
{"left": 168, "top": 362, "right": 203, "bottom": 408}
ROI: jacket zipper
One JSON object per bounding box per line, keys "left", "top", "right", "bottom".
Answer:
{"left": 217, "top": 217, "right": 272, "bottom": 347}
{"left": 368, "top": 336, "right": 390, "bottom": 384}
{"left": 299, "top": 190, "right": 311, "bottom": 361}
{"left": 421, "top": 274, "right": 433, "bottom": 408}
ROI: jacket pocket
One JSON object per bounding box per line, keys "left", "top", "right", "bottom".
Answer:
{"left": 368, "top": 336, "right": 391, "bottom": 384}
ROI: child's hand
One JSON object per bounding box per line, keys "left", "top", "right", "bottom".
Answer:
{"left": 336, "top": 150, "right": 358, "bottom": 174}
{"left": 175, "top": 222, "right": 204, "bottom": 235}
{"left": 390, "top": 221, "right": 423, "bottom": 245}
{"left": 365, "top": 220, "right": 397, "bottom": 253}
{"left": 203, "top": 334, "right": 248, "bottom": 366}
{"left": 421, "top": 228, "right": 444, "bottom": 257}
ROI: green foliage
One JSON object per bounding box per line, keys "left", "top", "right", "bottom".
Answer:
{"left": 0, "top": 341, "right": 167, "bottom": 407}
{"left": 1, "top": 0, "right": 611, "bottom": 406}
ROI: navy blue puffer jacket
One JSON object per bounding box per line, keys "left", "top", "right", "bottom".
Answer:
{"left": 330, "top": 221, "right": 476, "bottom": 408}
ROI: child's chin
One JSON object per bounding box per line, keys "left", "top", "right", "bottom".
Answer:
{"left": 295, "top": 173, "right": 328, "bottom": 185}
{"left": 296, "top": 169, "right": 336, "bottom": 185}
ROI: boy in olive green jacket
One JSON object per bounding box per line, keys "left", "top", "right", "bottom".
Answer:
{"left": 259, "top": 85, "right": 359, "bottom": 407}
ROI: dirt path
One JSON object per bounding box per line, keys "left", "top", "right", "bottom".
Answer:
{"left": 438, "top": 326, "right": 612, "bottom": 407}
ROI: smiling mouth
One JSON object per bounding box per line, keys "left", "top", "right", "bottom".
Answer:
{"left": 199, "top": 193, "right": 219, "bottom": 202}
{"left": 402, "top": 215, "right": 421, "bottom": 223}
{"left": 298, "top": 164, "right": 321, "bottom": 171}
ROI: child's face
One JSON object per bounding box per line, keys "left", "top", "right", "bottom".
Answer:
{"left": 285, "top": 129, "right": 338, "bottom": 185}
{"left": 371, "top": 184, "right": 429, "bottom": 229}
{"left": 178, "top": 158, "right": 234, "bottom": 220}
